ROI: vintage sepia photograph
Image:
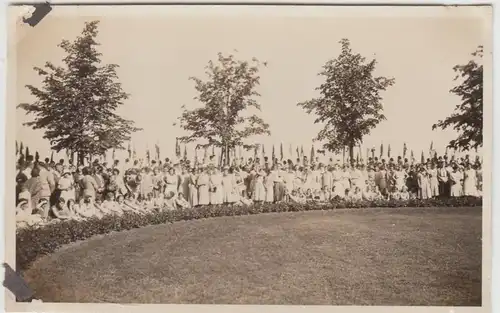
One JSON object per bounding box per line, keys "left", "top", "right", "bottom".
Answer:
{"left": 6, "top": 4, "right": 491, "bottom": 310}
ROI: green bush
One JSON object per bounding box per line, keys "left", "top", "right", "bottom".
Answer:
{"left": 16, "top": 196, "right": 482, "bottom": 272}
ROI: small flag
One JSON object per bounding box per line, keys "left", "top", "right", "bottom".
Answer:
{"left": 146, "top": 148, "right": 150, "bottom": 164}
{"left": 280, "top": 143, "right": 284, "bottom": 161}
{"left": 296, "top": 146, "right": 300, "bottom": 159}
{"left": 203, "top": 147, "right": 208, "bottom": 163}
{"left": 112, "top": 148, "right": 116, "bottom": 161}
{"left": 421, "top": 151, "right": 425, "bottom": 164}
{"left": 272, "top": 145, "right": 276, "bottom": 161}
{"left": 262, "top": 145, "right": 265, "bottom": 157}
{"left": 15, "top": 141, "right": 18, "bottom": 156}
{"left": 380, "top": 143, "right": 384, "bottom": 158}
{"left": 310, "top": 144, "right": 315, "bottom": 161}
{"left": 183, "top": 145, "right": 188, "bottom": 161}
{"left": 50, "top": 151, "right": 54, "bottom": 163}
{"left": 429, "top": 141, "right": 434, "bottom": 157}
{"left": 403, "top": 143, "right": 407, "bottom": 158}
{"left": 128, "top": 142, "right": 132, "bottom": 159}
{"left": 35, "top": 151, "right": 40, "bottom": 162}
{"left": 300, "top": 145, "right": 304, "bottom": 158}
{"left": 289, "top": 144, "right": 293, "bottom": 159}
{"left": 25, "top": 147, "right": 30, "bottom": 158}
{"left": 388, "top": 144, "right": 391, "bottom": 158}
{"left": 19, "top": 142, "right": 24, "bottom": 156}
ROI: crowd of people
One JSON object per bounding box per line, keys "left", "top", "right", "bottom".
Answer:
{"left": 15, "top": 152, "right": 482, "bottom": 229}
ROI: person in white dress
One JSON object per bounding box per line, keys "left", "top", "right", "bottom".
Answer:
{"left": 449, "top": 164, "right": 464, "bottom": 197}
{"left": 417, "top": 165, "right": 431, "bottom": 199}
{"left": 16, "top": 199, "right": 44, "bottom": 228}
{"left": 252, "top": 169, "right": 266, "bottom": 202}
{"left": 164, "top": 167, "right": 179, "bottom": 197}
{"left": 188, "top": 168, "right": 199, "bottom": 207}
{"left": 197, "top": 166, "right": 210, "bottom": 206}
{"left": 463, "top": 163, "right": 478, "bottom": 196}
{"left": 209, "top": 167, "right": 223, "bottom": 205}
{"left": 221, "top": 166, "right": 237, "bottom": 204}
{"left": 427, "top": 163, "right": 439, "bottom": 197}
{"left": 264, "top": 169, "right": 275, "bottom": 203}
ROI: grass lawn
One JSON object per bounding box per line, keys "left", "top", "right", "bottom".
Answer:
{"left": 22, "top": 206, "right": 482, "bottom": 305}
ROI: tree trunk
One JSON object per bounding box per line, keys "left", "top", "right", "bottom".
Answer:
{"left": 78, "top": 152, "right": 85, "bottom": 166}
{"left": 349, "top": 144, "right": 354, "bottom": 164}
{"left": 225, "top": 145, "right": 230, "bottom": 166}
{"left": 219, "top": 147, "right": 224, "bottom": 168}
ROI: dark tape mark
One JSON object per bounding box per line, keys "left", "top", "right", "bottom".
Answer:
{"left": 22, "top": 2, "right": 52, "bottom": 27}
{"left": 2, "top": 263, "right": 34, "bottom": 302}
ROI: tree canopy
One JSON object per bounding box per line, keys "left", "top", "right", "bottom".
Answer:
{"left": 297, "top": 38, "right": 395, "bottom": 160}
{"left": 18, "top": 20, "right": 141, "bottom": 164}
{"left": 432, "top": 46, "right": 483, "bottom": 151}
{"left": 177, "top": 52, "right": 270, "bottom": 165}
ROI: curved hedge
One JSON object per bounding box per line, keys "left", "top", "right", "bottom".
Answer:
{"left": 16, "top": 196, "right": 482, "bottom": 272}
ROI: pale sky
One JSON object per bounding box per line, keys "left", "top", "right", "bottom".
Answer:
{"left": 14, "top": 6, "right": 488, "bottom": 162}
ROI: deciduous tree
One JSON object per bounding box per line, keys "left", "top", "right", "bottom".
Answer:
{"left": 19, "top": 21, "right": 141, "bottom": 165}
{"left": 298, "top": 38, "right": 395, "bottom": 160}
{"left": 177, "top": 52, "right": 270, "bottom": 165}
{"left": 432, "top": 46, "right": 483, "bottom": 151}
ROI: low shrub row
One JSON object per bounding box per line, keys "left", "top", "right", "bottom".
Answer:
{"left": 16, "top": 196, "right": 482, "bottom": 272}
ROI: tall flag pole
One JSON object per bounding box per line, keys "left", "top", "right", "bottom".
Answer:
{"left": 155, "top": 141, "right": 160, "bottom": 160}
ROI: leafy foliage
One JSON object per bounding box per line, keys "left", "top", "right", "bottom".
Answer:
{"left": 18, "top": 21, "right": 141, "bottom": 162}
{"left": 432, "top": 46, "right": 483, "bottom": 151}
{"left": 177, "top": 52, "right": 271, "bottom": 165}
{"left": 298, "top": 39, "right": 395, "bottom": 159}
{"left": 17, "top": 196, "right": 481, "bottom": 272}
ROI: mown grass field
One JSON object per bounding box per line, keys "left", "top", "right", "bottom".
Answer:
{"left": 22, "top": 206, "right": 482, "bottom": 305}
